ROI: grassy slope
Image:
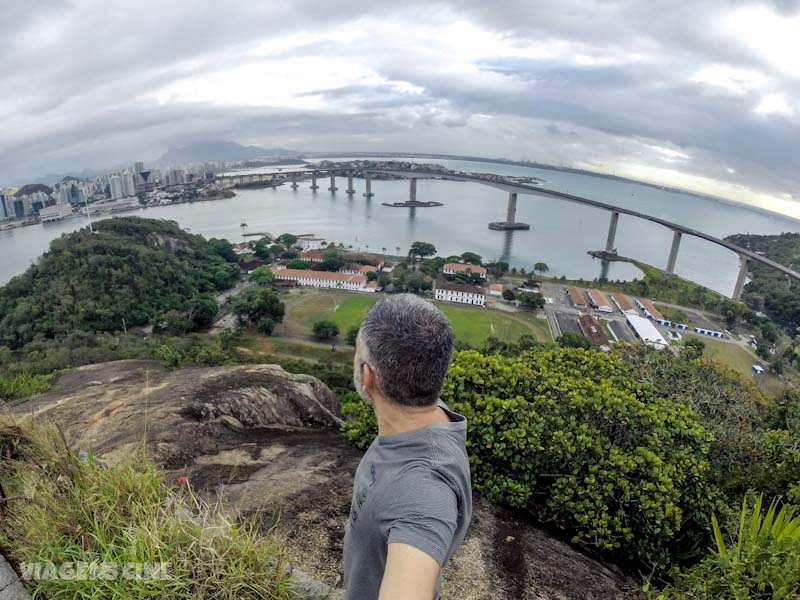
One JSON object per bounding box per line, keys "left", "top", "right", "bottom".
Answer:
{"left": 680, "top": 332, "right": 784, "bottom": 396}
{"left": 285, "top": 291, "right": 551, "bottom": 347}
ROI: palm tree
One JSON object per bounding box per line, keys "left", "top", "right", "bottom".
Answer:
{"left": 534, "top": 262, "right": 549, "bottom": 281}
{"left": 396, "top": 246, "right": 401, "bottom": 257}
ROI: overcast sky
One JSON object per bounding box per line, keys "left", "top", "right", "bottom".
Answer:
{"left": 1, "top": 0, "right": 799, "bottom": 215}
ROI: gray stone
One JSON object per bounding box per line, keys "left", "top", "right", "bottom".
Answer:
{"left": 0, "top": 555, "right": 30, "bottom": 600}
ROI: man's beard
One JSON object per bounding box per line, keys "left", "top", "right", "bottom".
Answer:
{"left": 353, "top": 362, "right": 374, "bottom": 405}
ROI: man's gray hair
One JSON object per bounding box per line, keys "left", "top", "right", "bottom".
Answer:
{"left": 358, "top": 294, "right": 454, "bottom": 407}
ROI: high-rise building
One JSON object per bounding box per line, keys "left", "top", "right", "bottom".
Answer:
{"left": 110, "top": 175, "right": 124, "bottom": 199}
{"left": 134, "top": 161, "right": 144, "bottom": 174}
{"left": 0, "top": 194, "right": 10, "bottom": 221}
{"left": 123, "top": 173, "right": 136, "bottom": 197}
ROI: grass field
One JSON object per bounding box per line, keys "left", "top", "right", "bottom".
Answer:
{"left": 682, "top": 332, "right": 784, "bottom": 396}
{"left": 285, "top": 291, "right": 552, "bottom": 347}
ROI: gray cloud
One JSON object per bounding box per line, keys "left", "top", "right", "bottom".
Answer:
{"left": 1, "top": 0, "right": 798, "bottom": 211}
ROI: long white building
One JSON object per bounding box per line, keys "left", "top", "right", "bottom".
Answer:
{"left": 273, "top": 268, "right": 377, "bottom": 292}
{"left": 434, "top": 281, "right": 486, "bottom": 306}
{"left": 626, "top": 314, "right": 669, "bottom": 350}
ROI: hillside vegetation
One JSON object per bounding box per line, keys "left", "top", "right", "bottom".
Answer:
{"left": 726, "top": 232, "right": 800, "bottom": 333}
{"left": 0, "top": 217, "right": 239, "bottom": 349}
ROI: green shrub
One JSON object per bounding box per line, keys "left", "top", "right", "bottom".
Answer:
{"left": 340, "top": 347, "right": 724, "bottom": 569}
{"left": 654, "top": 496, "right": 800, "bottom": 599}
{"left": 341, "top": 392, "right": 377, "bottom": 449}
{"left": 312, "top": 320, "right": 340, "bottom": 340}
{"left": 444, "top": 349, "right": 722, "bottom": 569}
{"left": 151, "top": 343, "right": 183, "bottom": 369}
{"left": 0, "top": 422, "right": 294, "bottom": 599}
{"left": 0, "top": 372, "right": 53, "bottom": 401}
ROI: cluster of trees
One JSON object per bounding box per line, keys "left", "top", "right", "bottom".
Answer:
{"left": 231, "top": 267, "right": 285, "bottom": 334}
{"left": 0, "top": 217, "right": 239, "bottom": 350}
{"left": 342, "top": 341, "right": 800, "bottom": 594}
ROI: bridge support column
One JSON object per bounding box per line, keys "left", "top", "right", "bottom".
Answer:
{"left": 733, "top": 255, "right": 750, "bottom": 300}
{"left": 271, "top": 174, "right": 276, "bottom": 188}
{"left": 328, "top": 174, "right": 338, "bottom": 192}
{"left": 346, "top": 172, "right": 355, "bottom": 195}
{"left": 363, "top": 173, "right": 374, "bottom": 197}
{"left": 605, "top": 211, "right": 619, "bottom": 253}
{"left": 291, "top": 174, "right": 298, "bottom": 190}
{"left": 506, "top": 192, "right": 518, "bottom": 223}
{"left": 666, "top": 231, "right": 682, "bottom": 275}
{"left": 410, "top": 178, "right": 417, "bottom": 202}
{"left": 310, "top": 172, "right": 319, "bottom": 190}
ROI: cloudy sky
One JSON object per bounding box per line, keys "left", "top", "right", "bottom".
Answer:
{"left": 1, "top": 0, "right": 799, "bottom": 215}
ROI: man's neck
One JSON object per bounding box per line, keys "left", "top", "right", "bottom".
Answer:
{"left": 374, "top": 395, "right": 450, "bottom": 437}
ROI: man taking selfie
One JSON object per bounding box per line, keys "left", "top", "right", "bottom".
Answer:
{"left": 343, "top": 294, "right": 472, "bottom": 600}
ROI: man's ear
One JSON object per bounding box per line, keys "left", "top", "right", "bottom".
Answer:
{"left": 362, "top": 363, "right": 377, "bottom": 393}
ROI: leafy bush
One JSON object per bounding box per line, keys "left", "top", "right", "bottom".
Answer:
{"left": 340, "top": 347, "right": 723, "bottom": 569}
{"left": 0, "top": 372, "right": 53, "bottom": 401}
{"left": 312, "top": 320, "right": 340, "bottom": 340}
{"left": 0, "top": 421, "right": 294, "bottom": 599}
{"left": 654, "top": 496, "right": 800, "bottom": 599}
{"left": 342, "top": 392, "right": 377, "bottom": 449}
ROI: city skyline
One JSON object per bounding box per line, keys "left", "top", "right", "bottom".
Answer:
{"left": 1, "top": 1, "right": 799, "bottom": 217}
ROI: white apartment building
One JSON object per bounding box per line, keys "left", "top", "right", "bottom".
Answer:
{"left": 274, "top": 268, "right": 377, "bottom": 292}
{"left": 435, "top": 281, "right": 486, "bottom": 306}
{"left": 39, "top": 204, "right": 73, "bottom": 223}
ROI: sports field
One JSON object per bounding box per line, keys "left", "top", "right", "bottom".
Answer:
{"left": 285, "top": 291, "right": 552, "bottom": 347}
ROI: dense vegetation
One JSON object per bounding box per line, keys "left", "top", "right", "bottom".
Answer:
{"left": 0, "top": 421, "right": 294, "bottom": 599}
{"left": 727, "top": 232, "right": 800, "bottom": 334}
{"left": 0, "top": 217, "right": 239, "bottom": 349}
{"left": 342, "top": 343, "right": 800, "bottom": 581}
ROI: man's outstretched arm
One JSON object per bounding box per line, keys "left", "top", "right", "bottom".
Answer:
{"left": 378, "top": 543, "right": 441, "bottom": 600}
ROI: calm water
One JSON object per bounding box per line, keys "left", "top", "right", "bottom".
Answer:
{"left": 2, "top": 157, "right": 799, "bottom": 296}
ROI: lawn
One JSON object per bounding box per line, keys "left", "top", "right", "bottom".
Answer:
{"left": 285, "top": 291, "right": 551, "bottom": 347}
{"left": 682, "top": 332, "right": 784, "bottom": 396}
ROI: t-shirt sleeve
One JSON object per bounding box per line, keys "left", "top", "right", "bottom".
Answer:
{"left": 381, "top": 469, "right": 459, "bottom": 566}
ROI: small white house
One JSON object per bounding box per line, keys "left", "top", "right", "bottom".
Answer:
{"left": 295, "top": 235, "right": 327, "bottom": 252}
{"left": 752, "top": 364, "right": 765, "bottom": 375}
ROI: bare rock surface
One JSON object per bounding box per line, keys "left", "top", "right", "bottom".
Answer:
{"left": 9, "top": 360, "right": 636, "bottom": 599}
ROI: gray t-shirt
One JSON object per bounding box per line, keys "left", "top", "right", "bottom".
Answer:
{"left": 343, "top": 402, "right": 472, "bottom": 600}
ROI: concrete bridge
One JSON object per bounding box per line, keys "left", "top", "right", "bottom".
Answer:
{"left": 215, "top": 167, "right": 800, "bottom": 299}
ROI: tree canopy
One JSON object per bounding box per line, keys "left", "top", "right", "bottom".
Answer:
{"left": 0, "top": 217, "right": 238, "bottom": 349}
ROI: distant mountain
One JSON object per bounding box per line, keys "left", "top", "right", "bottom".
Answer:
{"left": 14, "top": 183, "right": 53, "bottom": 197}
{"left": 155, "top": 141, "right": 301, "bottom": 166}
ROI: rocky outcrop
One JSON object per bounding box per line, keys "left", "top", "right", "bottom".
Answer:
{"left": 9, "top": 360, "right": 636, "bottom": 599}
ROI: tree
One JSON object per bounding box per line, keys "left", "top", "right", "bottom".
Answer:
{"left": 231, "top": 287, "right": 285, "bottom": 335}
{"left": 502, "top": 289, "right": 516, "bottom": 302}
{"left": 286, "top": 259, "right": 308, "bottom": 269}
{"left": 319, "top": 249, "right": 345, "bottom": 272}
{"left": 408, "top": 241, "right": 436, "bottom": 261}
{"left": 346, "top": 326, "right": 359, "bottom": 346}
{"left": 518, "top": 291, "right": 545, "bottom": 310}
{"left": 460, "top": 252, "right": 482, "bottom": 265}
{"left": 558, "top": 331, "right": 593, "bottom": 349}
{"left": 249, "top": 266, "right": 276, "bottom": 286}
{"left": 207, "top": 238, "right": 238, "bottom": 262}
{"left": 276, "top": 233, "right": 297, "bottom": 246}
{"left": 154, "top": 310, "right": 193, "bottom": 335}
{"left": 185, "top": 294, "right": 219, "bottom": 328}
{"left": 253, "top": 239, "right": 271, "bottom": 260}
{"left": 718, "top": 299, "right": 747, "bottom": 330}
{"left": 485, "top": 261, "right": 509, "bottom": 278}
{"left": 534, "top": 262, "right": 550, "bottom": 280}
{"left": 313, "top": 320, "right": 340, "bottom": 340}
{"left": 683, "top": 337, "right": 706, "bottom": 357}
